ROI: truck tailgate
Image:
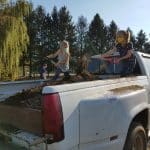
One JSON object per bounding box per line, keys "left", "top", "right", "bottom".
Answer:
{"left": 0, "top": 104, "right": 42, "bottom": 134}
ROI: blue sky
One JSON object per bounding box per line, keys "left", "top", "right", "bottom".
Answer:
{"left": 30, "top": 0, "right": 150, "bottom": 37}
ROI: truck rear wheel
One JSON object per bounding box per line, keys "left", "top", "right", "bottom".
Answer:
{"left": 124, "top": 122, "right": 147, "bottom": 150}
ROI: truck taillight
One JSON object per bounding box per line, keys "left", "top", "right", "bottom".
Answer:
{"left": 42, "top": 93, "right": 64, "bottom": 143}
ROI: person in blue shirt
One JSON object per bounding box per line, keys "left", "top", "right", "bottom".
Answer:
{"left": 100, "top": 30, "right": 135, "bottom": 75}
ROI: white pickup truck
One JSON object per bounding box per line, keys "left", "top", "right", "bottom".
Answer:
{"left": 0, "top": 51, "right": 150, "bottom": 150}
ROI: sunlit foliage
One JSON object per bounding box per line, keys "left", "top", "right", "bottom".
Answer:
{"left": 0, "top": 0, "right": 31, "bottom": 80}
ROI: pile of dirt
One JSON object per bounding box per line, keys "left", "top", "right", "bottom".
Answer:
{"left": 1, "top": 86, "right": 43, "bottom": 109}
{"left": 0, "top": 75, "right": 97, "bottom": 110}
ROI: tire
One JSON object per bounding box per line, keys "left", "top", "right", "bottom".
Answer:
{"left": 123, "top": 122, "right": 147, "bottom": 150}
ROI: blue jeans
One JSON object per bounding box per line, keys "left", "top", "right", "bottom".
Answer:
{"left": 52, "top": 68, "right": 70, "bottom": 81}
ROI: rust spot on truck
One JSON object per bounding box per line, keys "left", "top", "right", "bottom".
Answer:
{"left": 110, "top": 85, "right": 144, "bottom": 95}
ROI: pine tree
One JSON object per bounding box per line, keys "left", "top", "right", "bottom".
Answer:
{"left": 0, "top": 0, "right": 31, "bottom": 80}
{"left": 135, "top": 30, "right": 148, "bottom": 52}
{"left": 76, "top": 15, "right": 88, "bottom": 56}
{"left": 58, "top": 6, "right": 77, "bottom": 56}
{"left": 49, "top": 6, "right": 60, "bottom": 52}
{"left": 26, "top": 5, "right": 47, "bottom": 75}
{"left": 86, "top": 14, "right": 106, "bottom": 55}
{"left": 106, "top": 20, "right": 118, "bottom": 49}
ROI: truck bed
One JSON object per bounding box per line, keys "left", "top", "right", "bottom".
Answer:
{"left": 0, "top": 104, "right": 42, "bottom": 135}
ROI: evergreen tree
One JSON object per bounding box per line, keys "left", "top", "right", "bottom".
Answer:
{"left": 27, "top": 6, "right": 47, "bottom": 75}
{"left": 48, "top": 6, "right": 60, "bottom": 52}
{"left": 43, "top": 13, "right": 53, "bottom": 73}
{"left": 47, "top": 6, "right": 77, "bottom": 54}
{"left": 106, "top": 20, "right": 118, "bottom": 50}
{"left": 0, "top": 0, "right": 31, "bottom": 80}
{"left": 76, "top": 15, "right": 88, "bottom": 56}
{"left": 86, "top": 14, "right": 106, "bottom": 55}
{"left": 135, "top": 30, "right": 148, "bottom": 52}
{"left": 26, "top": 6, "right": 55, "bottom": 76}
{"left": 34, "top": 6, "right": 47, "bottom": 61}
{"left": 58, "top": 6, "right": 76, "bottom": 56}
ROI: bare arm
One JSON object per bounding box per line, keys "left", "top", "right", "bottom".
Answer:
{"left": 47, "top": 49, "right": 60, "bottom": 58}
{"left": 101, "top": 47, "right": 116, "bottom": 58}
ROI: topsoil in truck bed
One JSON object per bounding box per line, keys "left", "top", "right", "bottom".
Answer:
{"left": 0, "top": 75, "right": 96, "bottom": 110}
